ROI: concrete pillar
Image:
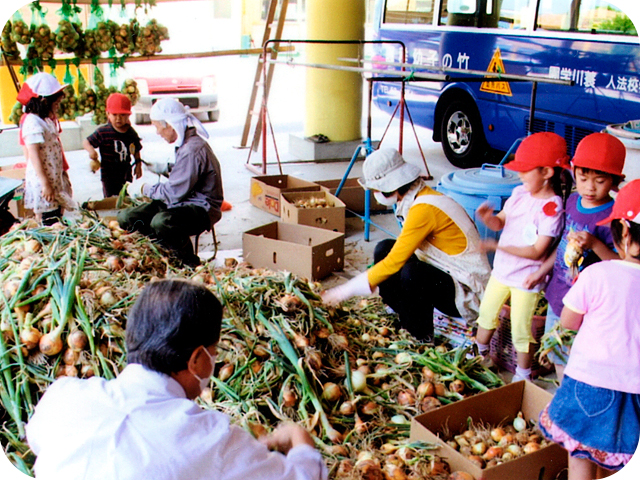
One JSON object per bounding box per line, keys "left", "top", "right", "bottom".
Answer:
{"left": 305, "top": 0, "right": 365, "bottom": 142}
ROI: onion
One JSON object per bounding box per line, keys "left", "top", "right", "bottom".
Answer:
{"left": 430, "top": 458, "right": 448, "bottom": 475}
{"left": 325, "top": 444, "right": 348, "bottom": 457}
{"left": 482, "top": 446, "right": 503, "bottom": 460}
{"left": 396, "top": 446, "right": 415, "bottom": 463}
{"left": 81, "top": 364, "right": 95, "bottom": 378}
{"left": 394, "top": 352, "right": 412, "bottom": 365}
{"left": 397, "top": 390, "right": 416, "bottom": 406}
{"left": 3, "top": 280, "right": 20, "bottom": 300}
{"left": 251, "top": 361, "right": 262, "bottom": 374}
{"left": 449, "top": 379, "right": 465, "bottom": 393}
{"left": 105, "top": 255, "right": 124, "bottom": 271}
{"left": 349, "top": 369, "right": 367, "bottom": 392}
{"left": 322, "top": 382, "right": 342, "bottom": 402}
{"left": 64, "top": 364, "right": 78, "bottom": 377}
{"left": 360, "top": 400, "right": 379, "bottom": 416}
{"left": 422, "top": 366, "right": 436, "bottom": 381}
{"left": 455, "top": 435, "right": 470, "bottom": 448}
{"left": 498, "top": 433, "right": 515, "bottom": 447}
{"left": 501, "top": 452, "right": 515, "bottom": 461}
{"left": 471, "top": 441, "right": 487, "bottom": 456}
{"left": 316, "top": 327, "right": 331, "bottom": 339}
{"left": 378, "top": 326, "right": 392, "bottom": 337}
{"left": 328, "top": 333, "right": 349, "bottom": 350}
{"left": 123, "top": 257, "right": 139, "bottom": 272}
{"left": 417, "top": 381, "right": 435, "bottom": 398}
{"left": 490, "top": 427, "right": 506, "bottom": 443}
{"left": 247, "top": 421, "right": 267, "bottom": 439}
{"left": 67, "top": 329, "right": 88, "bottom": 351}
{"left": 523, "top": 442, "right": 541, "bottom": 454}
{"left": 467, "top": 455, "right": 484, "bottom": 469}
{"left": 434, "top": 383, "right": 446, "bottom": 397}
{"left": 420, "top": 396, "right": 442, "bottom": 412}
{"left": 218, "top": 363, "right": 234, "bottom": 381}
{"left": 62, "top": 348, "right": 80, "bottom": 365}
{"left": 253, "top": 344, "right": 270, "bottom": 359}
{"left": 372, "top": 351, "right": 385, "bottom": 359}
{"left": 282, "top": 386, "right": 297, "bottom": 407}
{"left": 100, "top": 289, "right": 117, "bottom": 307}
{"left": 19, "top": 327, "right": 42, "bottom": 350}
{"left": 513, "top": 412, "right": 527, "bottom": 432}
{"left": 354, "top": 413, "right": 368, "bottom": 434}
{"left": 383, "top": 463, "right": 407, "bottom": 480}
{"left": 390, "top": 414, "right": 408, "bottom": 425}
{"left": 449, "top": 472, "right": 475, "bottom": 480}
{"left": 108, "top": 220, "right": 120, "bottom": 230}
{"left": 360, "top": 332, "right": 371, "bottom": 342}
{"left": 337, "top": 459, "right": 354, "bottom": 477}
{"left": 293, "top": 332, "right": 309, "bottom": 349}
{"left": 339, "top": 400, "right": 355, "bottom": 416}
{"left": 24, "top": 238, "right": 42, "bottom": 253}
{"left": 306, "top": 350, "right": 322, "bottom": 370}
{"left": 506, "top": 444, "right": 522, "bottom": 457}
{"left": 39, "top": 332, "right": 63, "bottom": 356}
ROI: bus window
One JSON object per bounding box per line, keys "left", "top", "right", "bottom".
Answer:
{"left": 537, "top": 0, "right": 637, "bottom": 36}
{"left": 440, "top": 0, "right": 479, "bottom": 26}
{"left": 496, "top": 0, "right": 529, "bottom": 29}
{"left": 384, "top": 0, "right": 435, "bottom": 25}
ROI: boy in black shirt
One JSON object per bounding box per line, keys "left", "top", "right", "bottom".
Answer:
{"left": 83, "top": 93, "right": 143, "bottom": 197}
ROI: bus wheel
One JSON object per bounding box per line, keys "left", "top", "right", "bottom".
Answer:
{"left": 440, "top": 101, "right": 488, "bottom": 168}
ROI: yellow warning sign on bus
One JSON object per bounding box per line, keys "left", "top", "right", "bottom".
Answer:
{"left": 480, "top": 49, "right": 512, "bottom": 96}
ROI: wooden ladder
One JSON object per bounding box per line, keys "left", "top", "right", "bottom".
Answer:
{"left": 239, "top": 0, "right": 289, "bottom": 151}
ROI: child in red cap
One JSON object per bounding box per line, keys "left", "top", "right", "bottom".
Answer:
{"left": 527, "top": 132, "right": 625, "bottom": 381}
{"left": 18, "top": 72, "right": 75, "bottom": 225}
{"left": 538, "top": 178, "right": 640, "bottom": 479}
{"left": 83, "top": 93, "right": 143, "bottom": 198}
{"left": 474, "top": 132, "right": 570, "bottom": 382}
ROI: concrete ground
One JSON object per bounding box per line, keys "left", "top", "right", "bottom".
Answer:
{"left": 2, "top": 55, "right": 640, "bottom": 390}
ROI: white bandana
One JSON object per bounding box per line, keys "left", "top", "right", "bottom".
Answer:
{"left": 149, "top": 98, "right": 209, "bottom": 147}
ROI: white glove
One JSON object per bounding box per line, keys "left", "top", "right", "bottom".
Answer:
{"left": 127, "top": 178, "right": 147, "bottom": 198}
{"left": 144, "top": 161, "right": 171, "bottom": 177}
{"left": 321, "top": 272, "right": 372, "bottom": 306}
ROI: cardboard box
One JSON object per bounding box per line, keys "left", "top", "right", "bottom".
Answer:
{"left": 243, "top": 221, "right": 344, "bottom": 280}
{"left": 410, "top": 381, "right": 567, "bottom": 480}
{"left": 0, "top": 167, "right": 30, "bottom": 218}
{"left": 250, "top": 175, "right": 321, "bottom": 216}
{"left": 316, "top": 178, "right": 388, "bottom": 214}
{"left": 281, "top": 190, "right": 346, "bottom": 233}
{"left": 83, "top": 197, "right": 120, "bottom": 211}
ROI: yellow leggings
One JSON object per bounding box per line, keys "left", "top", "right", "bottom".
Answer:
{"left": 476, "top": 276, "right": 540, "bottom": 353}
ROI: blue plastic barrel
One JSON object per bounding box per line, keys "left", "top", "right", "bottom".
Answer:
{"left": 436, "top": 164, "right": 521, "bottom": 264}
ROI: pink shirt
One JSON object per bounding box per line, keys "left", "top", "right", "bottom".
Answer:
{"left": 492, "top": 185, "right": 563, "bottom": 291}
{"left": 563, "top": 260, "right": 640, "bottom": 394}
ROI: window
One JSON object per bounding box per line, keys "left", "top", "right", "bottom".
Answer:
{"left": 384, "top": 0, "right": 435, "bottom": 24}
{"left": 496, "top": 0, "right": 529, "bottom": 29}
{"left": 439, "top": 0, "right": 478, "bottom": 26}
{"left": 536, "top": 0, "right": 637, "bottom": 36}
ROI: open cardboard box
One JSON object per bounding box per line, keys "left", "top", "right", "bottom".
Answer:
{"left": 243, "top": 221, "right": 344, "bottom": 280}
{"left": 0, "top": 166, "right": 31, "bottom": 218}
{"left": 250, "top": 175, "right": 321, "bottom": 216}
{"left": 410, "top": 381, "right": 567, "bottom": 480}
{"left": 281, "top": 190, "right": 346, "bottom": 233}
{"left": 315, "top": 178, "right": 388, "bottom": 214}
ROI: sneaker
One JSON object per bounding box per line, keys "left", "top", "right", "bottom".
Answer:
{"left": 511, "top": 373, "right": 532, "bottom": 383}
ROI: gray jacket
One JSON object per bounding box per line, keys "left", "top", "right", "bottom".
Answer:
{"left": 145, "top": 127, "right": 223, "bottom": 225}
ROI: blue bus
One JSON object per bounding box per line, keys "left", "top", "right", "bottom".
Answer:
{"left": 372, "top": 0, "right": 640, "bottom": 168}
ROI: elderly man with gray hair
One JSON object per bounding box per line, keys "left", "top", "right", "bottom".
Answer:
{"left": 117, "top": 98, "right": 223, "bottom": 267}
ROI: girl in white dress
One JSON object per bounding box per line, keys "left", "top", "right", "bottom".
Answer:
{"left": 17, "top": 72, "right": 74, "bottom": 225}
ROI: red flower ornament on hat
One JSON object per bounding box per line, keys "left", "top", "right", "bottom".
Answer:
{"left": 543, "top": 201, "right": 558, "bottom": 217}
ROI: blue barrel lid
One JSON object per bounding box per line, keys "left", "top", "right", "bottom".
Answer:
{"left": 439, "top": 164, "right": 521, "bottom": 197}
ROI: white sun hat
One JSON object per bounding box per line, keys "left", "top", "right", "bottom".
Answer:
{"left": 358, "top": 148, "right": 422, "bottom": 193}
{"left": 17, "top": 72, "right": 67, "bottom": 105}
{"left": 150, "top": 97, "right": 209, "bottom": 147}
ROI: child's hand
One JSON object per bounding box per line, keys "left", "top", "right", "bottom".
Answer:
{"left": 90, "top": 159, "right": 101, "bottom": 173}
{"left": 568, "top": 230, "right": 595, "bottom": 251}
{"left": 476, "top": 202, "right": 495, "bottom": 224}
{"left": 41, "top": 181, "right": 55, "bottom": 203}
{"left": 134, "top": 161, "right": 143, "bottom": 179}
{"left": 479, "top": 238, "right": 498, "bottom": 253}
{"left": 523, "top": 270, "right": 546, "bottom": 290}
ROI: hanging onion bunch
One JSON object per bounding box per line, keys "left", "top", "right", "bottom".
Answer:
{"left": 2, "top": 22, "right": 21, "bottom": 58}
{"left": 82, "top": 28, "right": 102, "bottom": 58}
{"left": 9, "top": 102, "right": 24, "bottom": 126}
{"left": 29, "top": 23, "right": 56, "bottom": 62}
{"left": 77, "top": 74, "right": 97, "bottom": 116}
{"left": 58, "top": 84, "right": 78, "bottom": 120}
{"left": 55, "top": 18, "right": 81, "bottom": 53}
{"left": 114, "top": 20, "right": 135, "bottom": 55}
{"left": 121, "top": 78, "right": 139, "bottom": 106}
{"left": 10, "top": 18, "right": 31, "bottom": 45}
{"left": 134, "top": 19, "right": 169, "bottom": 56}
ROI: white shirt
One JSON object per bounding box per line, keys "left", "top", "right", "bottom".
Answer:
{"left": 26, "top": 364, "right": 327, "bottom": 480}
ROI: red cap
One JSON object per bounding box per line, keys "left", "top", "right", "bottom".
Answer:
{"left": 505, "top": 132, "right": 570, "bottom": 172}
{"left": 106, "top": 93, "right": 132, "bottom": 115}
{"left": 597, "top": 179, "right": 640, "bottom": 226}
{"left": 572, "top": 132, "right": 626, "bottom": 178}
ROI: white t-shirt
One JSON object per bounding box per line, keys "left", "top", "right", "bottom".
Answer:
{"left": 26, "top": 364, "right": 327, "bottom": 480}
{"left": 563, "top": 260, "right": 640, "bottom": 394}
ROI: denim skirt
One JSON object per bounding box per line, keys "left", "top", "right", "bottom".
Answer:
{"left": 539, "top": 375, "right": 640, "bottom": 467}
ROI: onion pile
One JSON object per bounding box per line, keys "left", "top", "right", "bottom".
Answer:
{"left": 121, "top": 78, "right": 140, "bottom": 106}
{"left": 9, "top": 18, "right": 31, "bottom": 45}
{"left": 55, "top": 18, "right": 81, "bottom": 53}
{"left": 134, "top": 19, "right": 169, "bottom": 56}
{"left": 57, "top": 84, "right": 78, "bottom": 120}
{"left": 29, "top": 23, "right": 56, "bottom": 62}
{"left": 443, "top": 413, "right": 549, "bottom": 469}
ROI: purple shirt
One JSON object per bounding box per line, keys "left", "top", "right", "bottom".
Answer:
{"left": 546, "top": 193, "right": 614, "bottom": 315}
{"left": 492, "top": 185, "right": 564, "bottom": 291}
